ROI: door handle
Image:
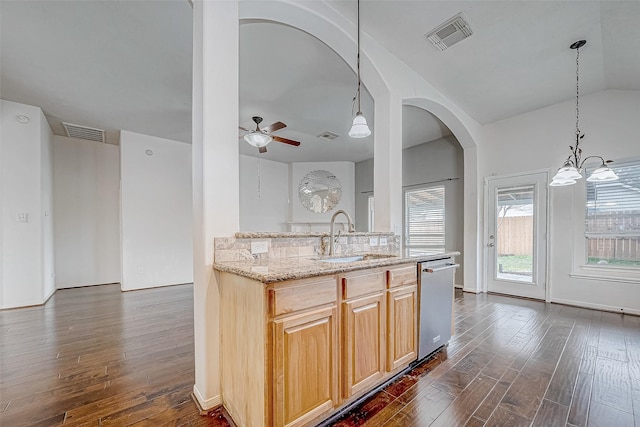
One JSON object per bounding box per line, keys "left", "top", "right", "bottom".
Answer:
{"left": 487, "top": 242, "right": 495, "bottom": 247}
{"left": 423, "top": 264, "right": 460, "bottom": 273}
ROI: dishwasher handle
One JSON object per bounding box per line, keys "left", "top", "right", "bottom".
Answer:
{"left": 423, "top": 263, "right": 460, "bottom": 273}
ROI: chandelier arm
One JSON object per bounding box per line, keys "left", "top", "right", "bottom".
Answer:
{"left": 578, "top": 155, "right": 607, "bottom": 169}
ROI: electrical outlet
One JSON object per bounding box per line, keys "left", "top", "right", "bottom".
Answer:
{"left": 369, "top": 237, "right": 379, "bottom": 247}
{"left": 379, "top": 237, "right": 388, "bottom": 246}
{"left": 251, "top": 241, "right": 269, "bottom": 254}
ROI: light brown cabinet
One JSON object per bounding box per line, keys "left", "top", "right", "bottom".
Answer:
{"left": 273, "top": 305, "right": 339, "bottom": 427}
{"left": 386, "top": 265, "right": 418, "bottom": 372}
{"left": 386, "top": 285, "right": 417, "bottom": 371}
{"left": 340, "top": 270, "right": 386, "bottom": 400}
{"left": 219, "top": 263, "right": 419, "bottom": 427}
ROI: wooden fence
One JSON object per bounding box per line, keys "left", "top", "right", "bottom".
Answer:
{"left": 498, "top": 216, "right": 640, "bottom": 261}
{"left": 497, "top": 216, "right": 532, "bottom": 256}
{"left": 587, "top": 238, "right": 640, "bottom": 261}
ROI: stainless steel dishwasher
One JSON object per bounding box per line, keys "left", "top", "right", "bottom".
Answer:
{"left": 418, "top": 257, "right": 459, "bottom": 360}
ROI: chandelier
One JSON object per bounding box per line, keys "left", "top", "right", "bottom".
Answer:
{"left": 550, "top": 40, "right": 618, "bottom": 187}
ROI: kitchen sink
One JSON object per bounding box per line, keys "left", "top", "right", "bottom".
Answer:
{"left": 316, "top": 254, "right": 398, "bottom": 263}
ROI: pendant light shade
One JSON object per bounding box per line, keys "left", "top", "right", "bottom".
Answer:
{"left": 554, "top": 162, "right": 583, "bottom": 181}
{"left": 586, "top": 165, "right": 618, "bottom": 182}
{"left": 550, "top": 40, "right": 618, "bottom": 187}
{"left": 349, "top": 112, "right": 371, "bottom": 138}
{"left": 243, "top": 132, "right": 272, "bottom": 148}
{"left": 549, "top": 178, "right": 577, "bottom": 187}
{"left": 349, "top": 0, "right": 371, "bottom": 139}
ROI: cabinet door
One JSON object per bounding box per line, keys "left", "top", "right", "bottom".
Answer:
{"left": 272, "top": 306, "right": 338, "bottom": 427}
{"left": 342, "top": 292, "right": 385, "bottom": 399}
{"left": 387, "top": 285, "right": 417, "bottom": 372}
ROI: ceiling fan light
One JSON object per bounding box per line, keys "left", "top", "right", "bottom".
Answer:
{"left": 244, "top": 132, "right": 272, "bottom": 148}
{"left": 553, "top": 166, "right": 582, "bottom": 181}
{"left": 586, "top": 166, "right": 619, "bottom": 182}
{"left": 549, "top": 177, "right": 577, "bottom": 187}
{"left": 348, "top": 112, "right": 371, "bottom": 138}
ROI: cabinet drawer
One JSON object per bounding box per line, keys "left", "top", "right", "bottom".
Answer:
{"left": 269, "top": 277, "right": 337, "bottom": 317}
{"left": 342, "top": 270, "right": 385, "bottom": 300}
{"left": 387, "top": 265, "right": 418, "bottom": 288}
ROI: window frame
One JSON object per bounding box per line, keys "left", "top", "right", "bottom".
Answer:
{"left": 403, "top": 184, "right": 446, "bottom": 255}
{"left": 583, "top": 158, "right": 640, "bottom": 269}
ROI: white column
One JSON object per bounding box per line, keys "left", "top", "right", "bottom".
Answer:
{"left": 192, "top": 0, "right": 239, "bottom": 410}
{"left": 373, "top": 93, "right": 403, "bottom": 234}
{"left": 463, "top": 145, "right": 481, "bottom": 293}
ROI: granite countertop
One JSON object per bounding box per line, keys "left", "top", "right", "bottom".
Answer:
{"left": 213, "top": 251, "right": 460, "bottom": 284}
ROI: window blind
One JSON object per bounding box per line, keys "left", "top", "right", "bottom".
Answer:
{"left": 404, "top": 186, "right": 445, "bottom": 254}
{"left": 585, "top": 159, "right": 640, "bottom": 266}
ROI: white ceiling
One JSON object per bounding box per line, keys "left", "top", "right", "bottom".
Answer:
{"left": 1, "top": 1, "right": 638, "bottom": 163}
{"left": 329, "top": 0, "right": 640, "bottom": 124}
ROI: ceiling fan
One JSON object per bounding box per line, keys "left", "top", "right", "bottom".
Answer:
{"left": 239, "top": 116, "right": 301, "bottom": 154}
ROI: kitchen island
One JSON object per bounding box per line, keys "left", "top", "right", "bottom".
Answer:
{"left": 213, "top": 232, "right": 458, "bottom": 427}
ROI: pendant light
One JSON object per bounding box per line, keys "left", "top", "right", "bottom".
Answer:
{"left": 550, "top": 40, "right": 618, "bottom": 187}
{"left": 348, "top": 0, "right": 371, "bottom": 138}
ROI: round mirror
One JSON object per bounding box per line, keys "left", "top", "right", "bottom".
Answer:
{"left": 298, "top": 170, "right": 342, "bottom": 213}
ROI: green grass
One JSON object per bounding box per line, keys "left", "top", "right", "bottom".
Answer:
{"left": 497, "top": 255, "right": 532, "bottom": 273}
{"left": 587, "top": 258, "right": 640, "bottom": 267}
{"left": 499, "top": 256, "right": 640, "bottom": 270}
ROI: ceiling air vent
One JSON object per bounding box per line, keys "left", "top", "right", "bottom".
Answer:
{"left": 62, "top": 122, "right": 106, "bottom": 143}
{"left": 317, "top": 131, "right": 340, "bottom": 141}
{"left": 425, "top": 14, "right": 473, "bottom": 51}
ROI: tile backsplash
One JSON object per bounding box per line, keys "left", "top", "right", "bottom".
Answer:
{"left": 213, "top": 232, "right": 400, "bottom": 263}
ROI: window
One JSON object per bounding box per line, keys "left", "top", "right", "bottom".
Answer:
{"left": 404, "top": 186, "right": 445, "bottom": 255}
{"left": 585, "top": 159, "right": 640, "bottom": 267}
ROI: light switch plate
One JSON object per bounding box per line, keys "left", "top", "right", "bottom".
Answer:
{"left": 379, "top": 237, "right": 388, "bottom": 246}
{"left": 369, "top": 237, "right": 379, "bottom": 247}
{"left": 251, "top": 241, "right": 269, "bottom": 254}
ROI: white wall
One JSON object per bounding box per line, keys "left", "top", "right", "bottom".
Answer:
{"left": 53, "top": 136, "right": 120, "bottom": 288}
{"left": 239, "top": 155, "right": 289, "bottom": 232}
{"left": 355, "top": 136, "right": 465, "bottom": 284}
{"left": 480, "top": 90, "right": 640, "bottom": 313}
{"left": 1, "top": 99, "right": 54, "bottom": 308}
{"left": 290, "top": 161, "right": 355, "bottom": 231}
{"left": 40, "top": 110, "right": 55, "bottom": 299}
{"left": 120, "top": 130, "right": 193, "bottom": 291}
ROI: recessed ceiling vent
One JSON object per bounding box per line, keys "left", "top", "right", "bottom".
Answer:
{"left": 62, "top": 122, "right": 106, "bottom": 143}
{"left": 317, "top": 131, "right": 340, "bottom": 141}
{"left": 425, "top": 14, "right": 473, "bottom": 51}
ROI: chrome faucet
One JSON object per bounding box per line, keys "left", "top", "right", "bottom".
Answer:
{"left": 329, "top": 210, "right": 355, "bottom": 255}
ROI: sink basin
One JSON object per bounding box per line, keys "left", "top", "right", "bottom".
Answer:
{"left": 316, "top": 254, "right": 398, "bottom": 263}
{"left": 320, "top": 256, "right": 366, "bottom": 263}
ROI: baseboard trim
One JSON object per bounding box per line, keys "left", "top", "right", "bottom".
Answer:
{"left": 462, "top": 287, "right": 481, "bottom": 294}
{"left": 192, "top": 385, "right": 222, "bottom": 412}
{"left": 551, "top": 297, "right": 640, "bottom": 316}
{"left": 43, "top": 288, "right": 56, "bottom": 304}
{"left": 121, "top": 282, "right": 193, "bottom": 292}
{"left": 1, "top": 288, "right": 57, "bottom": 310}
{"left": 57, "top": 282, "right": 120, "bottom": 290}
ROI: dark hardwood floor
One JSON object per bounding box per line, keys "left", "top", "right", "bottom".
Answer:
{"left": 1, "top": 284, "right": 638, "bottom": 426}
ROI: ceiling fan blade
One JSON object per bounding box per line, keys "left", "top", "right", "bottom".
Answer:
{"left": 262, "top": 121, "right": 286, "bottom": 133}
{"left": 259, "top": 146, "right": 267, "bottom": 154}
{"left": 272, "top": 135, "right": 301, "bottom": 146}
{"left": 239, "top": 126, "right": 250, "bottom": 132}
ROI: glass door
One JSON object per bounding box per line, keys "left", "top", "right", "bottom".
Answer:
{"left": 486, "top": 173, "right": 547, "bottom": 300}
